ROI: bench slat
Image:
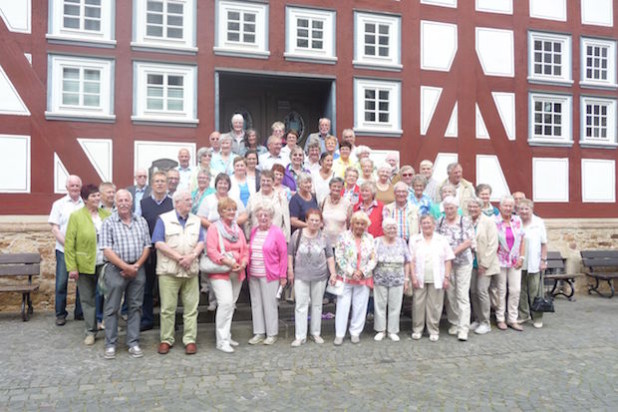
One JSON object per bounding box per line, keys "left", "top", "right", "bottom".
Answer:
{"left": 581, "top": 250, "right": 618, "bottom": 259}
{"left": 582, "top": 258, "right": 618, "bottom": 267}
{"left": 0, "top": 265, "right": 40, "bottom": 276}
{"left": 0, "top": 284, "right": 39, "bottom": 293}
{"left": 0, "top": 253, "right": 41, "bottom": 264}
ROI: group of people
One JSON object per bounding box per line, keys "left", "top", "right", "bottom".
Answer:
{"left": 49, "top": 116, "right": 548, "bottom": 359}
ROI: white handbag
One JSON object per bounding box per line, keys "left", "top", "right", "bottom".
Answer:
{"left": 199, "top": 230, "right": 233, "bottom": 274}
{"left": 326, "top": 278, "right": 345, "bottom": 296}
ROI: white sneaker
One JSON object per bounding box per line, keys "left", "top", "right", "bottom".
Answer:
{"left": 411, "top": 332, "right": 422, "bottom": 340}
{"left": 533, "top": 320, "right": 543, "bottom": 329}
{"left": 311, "top": 335, "right": 324, "bottom": 344}
{"left": 229, "top": 338, "right": 239, "bottom": 347}
{"left": 457, "top": 330, "right": 468, "bottom": 341}
{"left": 351, "top": 335, "right": 360, "bottom": 344}
{"left": 128, "top": 345, "right": 144, "bottom": 358}
{"left": 84, "top": 334, "right": 95, "bottom": 346}
{"left": 429, "top": 334, "right": 439, "bottom": 342}
{"left": 248, "top": 334, "right": 265, "bottom": 345}
{"left": 263, "top": 336, "right": 277, "bottom": 345}
{"left": 469, "top": 321, "right": 480, "bottom": 331}
{"left": 388, "top": 333, "right": 400, "bottom": 342}
{"left": 104, "top": 347, "right": 116, "bottom": 360}
{"left": 374, "top": 332, "right": 385, "bottom": 341}
{"left": 333, "top": 336, "right": 344, "bottom": 346}
{"left": 217, "top": 343, "right": 234, "bottom": 353}
{"left": 448, "top": 325, "right": 458, "bottom": 335}
{"left": 474, "top": 323, "right": 492, "bottom": 335}
{"left": 291, "top": 339, "right": 306, "bottom": 347}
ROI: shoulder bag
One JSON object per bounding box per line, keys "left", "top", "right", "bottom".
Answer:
{"left": 199, "top": 229, "right": 234, "bottom": 274}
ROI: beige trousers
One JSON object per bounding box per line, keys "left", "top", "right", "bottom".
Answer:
{"left": 445, "top": 262, "right": 473, "bottom": 333}
{"left": 496, "top": 267, "right": 521, "bottom": 324}
{"left": 412, "top": 283, "right": 444, "bottom": 336}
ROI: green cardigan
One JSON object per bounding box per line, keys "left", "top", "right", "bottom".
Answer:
{"left": 64, "top": 207, "right": 111, "bottom": 274}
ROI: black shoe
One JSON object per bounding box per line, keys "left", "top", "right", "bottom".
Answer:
{"left": 140, "top": 323, "right": 154, "bottom": 332}
{"left": 55, "top": 316, "right": 66, "bottom": 326}
{"left": 74, "top": 314, "right": 84, "bottom": 321}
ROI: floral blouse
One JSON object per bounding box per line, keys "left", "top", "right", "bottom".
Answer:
{"left": 436, "top": 215, "right": 476, "bottom": 266}
{"left": 373, "top": 237, "right": 411, "bottom": 287}
{"left": 495, "top": 214, "right": 525, "bottom": 268}
{"left": 335, "top": 231, "right": 377, "bottom": 284}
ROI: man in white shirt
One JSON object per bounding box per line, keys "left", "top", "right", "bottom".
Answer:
{"left": 49, "top": 174, "right": 85, "bottom": 326}
{"left": 259, "top": 135, "right": 289, "bottom": 171}
{"left": 127, "top": 168, "right": 151, "bottom": 216}
{"left": 177, "top": 148, "right": 193, "bottom": 191}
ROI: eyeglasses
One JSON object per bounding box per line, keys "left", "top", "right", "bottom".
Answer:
{"left": 402, "top": 173, "right": 413, "bottom": 177}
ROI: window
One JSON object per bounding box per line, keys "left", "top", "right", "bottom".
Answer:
{"left": 528, "top": 93, "right": 572, "bottom": 146}
{"left": 133, "top": 62, "right": 197, "bottom": 125}
{"left": 354, "top": 79, "right": 402, "bottom": 136}
{"left": 285, "top": 7, "right": 336, "bottom": 63}
{"left": 47, "top": 0, "right": 115, "bottom": 45}
{"left": 353, "top": 12, "right": 401, "bottom": 70}
{"left": 528, "top": 32, "right": 572, "bottom": 84}
{"left": 581, "top": 37, "right": 617, "bottom": 88}
{"left": 133, "top": 0, "right": 197, "bottom": 52}
{"left": 46, "top": 55, "right": 114, "bottom": 121}
{"left": 580, "top": 97, "right": 617, "bottom": 147}
{"left": 214, "top": 0, "right": 269, "bottom": 58}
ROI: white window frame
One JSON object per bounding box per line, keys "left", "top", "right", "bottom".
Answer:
{"left": 580, "top": 96, "right": 617, "bottom": 148}
{"left": 47, "top": 0, "right": 116, "bottom": 46}
{"left": 353, "top": 78, "right": 402, "bottom": 136}
{"left": 580, "top": 37, "right": 617, "bottom": 89}
{"left": 132, "top": 0, "right": 197, "bottom": 53}
{"left": 284, "top": 7, "right": 336, "bottom": 64}
{"left": 132, "top": 62, "right": 198, "bottom": 125}
{"left": 214, "top": 0, "right": 269, "bottom": 58}
{"left": 353, "top": 12, "right": 401, "bottom": 71}
{"left": 528, "top": 31, "right": 572, "bottom": 85}
{"left": 46, "top": 54, "right": 115, "bottom": 121}
{"left": 528, "top": 92, "right": 572, "bottom": 146}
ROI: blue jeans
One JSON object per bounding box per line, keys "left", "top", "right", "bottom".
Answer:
{"left": 55, "top": 250, "right": 83, "bottom": 319}
{"left": 95, "top": 280, "right": 104, "bottom": 324}
{"left": 141, "top": 255, "right": 157, "bottom": 328}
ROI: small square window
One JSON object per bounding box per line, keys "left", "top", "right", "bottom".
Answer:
{"left": 354, "top": 78, "right": 401, "bottom": 136}
{"left": 528, "top": 31, "right": 572, "bottom": 84}
{"left": 285, "top": 7, "right": 336, "bottom": 63}
{"left": 528, "top": 93, "right": 572, "bottom": 146}
{"left": 580, "top": 96, "right": 617, "bottom": 147}
{"left": 215, "top": 1, "right": 269, "bottom": 58}
{"left": 48, "top": 0, "right": 115, "bottom": 45}
{"left": 354, "top": 12, "right": 401, "bottom": 70}
{"left": 133, "top": 0, "right": 196, "bottom": 52}
{"left": 580, "top": 37, "right": 617, "bottom": 88}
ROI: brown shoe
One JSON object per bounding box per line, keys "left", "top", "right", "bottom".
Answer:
{"left": 508, "top": 322, "right": 523, "bottom": 331}
{"left": 496, "top": 322, "right": 507, "bottom": 330}
{"left": 158, "top": 342, "right": 171, "bottom": 354}
{"left": 185, "top": 343, "right": 197, "bottom": 355}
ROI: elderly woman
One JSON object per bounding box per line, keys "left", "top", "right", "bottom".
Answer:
{"left": 467, "top": 197, "right": 500, "bottom": 335}
{"left": 312, "top": 152, "right": 335, "bottom": 205}
{"left": 288, "top": 209, "right": 336, "bottom": 346}
{"left": 197, "top": 173, "right": 247, "bottom": 229}
{"left": 191, "top": 170, "right": 214, "bottom": 214}
{"left": 64, "top": 184, "right": 111, "bottom": 345}
{"left": 272, "top": 164, "right": 293, "bottom": 202}
{"left": 354, "top": 181, "right": 384, "bottom": 238}
{"left": 392, "top": 164, "right": 415, "bottom": 186}
{"left": 341, "top": 166, "right": 361, "bottom": 205}
{"left": 437, "top": 196, "right": 475, "bottom": 341}
{"left": 241, "top": 128, "right": 267, "bottom": 156}
{"left": 304, "top": 139, "right": 321, "bottom": 174}
{"left": 226, "top": 113, "right": 246, "bottom": 155}
{"left": 229, "top": 157, "right": 254, "bottom": 208}
{"left": 476, "top": 183, "right": 499, "bottom": 216}
{"left": 373, "top": 218, "right": 411, "bottom": 342}
{"left": 190, "top": 147, "right": 213, "bottom": 192}
{"left": 246, "top": 170, "right": 291, "bottom": 241}
{"left": 410, "top": 214, "right": 455, "bottom": 342}
{"left": 375, "top": 163, "right": 395, "bottom": 204}
{"left": 244, "top": 150, "right": 261, "bottom": 193}
{"left": 429, "top": 183, "right": 462, "bottom": 220}
{"left": 247, "top": 201, "right": 288, "bottom": 345}
{"left": 332, "top": 211, "right": 378, "bottom": 345}
{"left": 284, "top": 146, "right": 309, "bottom": 192}
{"left": 409, "top": 175, "right": 432, "bottom": 216}
{"left": 333, "top": 141, "right": 355, "bottom": 178}
{"left": 385, "top": 153, "right": 399, "bottom": 180}
{"left": 495, "top": 195, "right": 526, "bottom": 331}
{"left": 211, "top": 134, "right": 238, "bottom": 176}
{"left": 517, "top": 199, "right": 547, "bottom": 329}
{"left": 358, "top": 158, "right": 376, "bottom": 186}
{"left": 321, "top": 177, "right": 353, "bottom": 245}
{"left": 205, "top": 198, "right": 249, "bottom": 353}
{"left": 280, "top": 129, "right": 299, "bottom": 160}
{"left": 383, "top": 182, "right": 420, "bottom": 242}
{"left": 289, "top": 172, "right": 319, "bottom": 231}
{"left": 325, "top": 135, "right": 338, "bottom": 159}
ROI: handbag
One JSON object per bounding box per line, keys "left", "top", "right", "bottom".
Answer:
{"left": 326, "top": 278, "right": 345, "bottom": 296}
{"left": 530, "top": 272, "right": 555, "bottom": 313}
{"left": 199, "top": 229, "right": 234, "bottom": 274}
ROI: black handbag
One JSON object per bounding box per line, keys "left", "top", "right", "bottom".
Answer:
{"left": 530, "top": 272, "right": 555, "bottom": 313}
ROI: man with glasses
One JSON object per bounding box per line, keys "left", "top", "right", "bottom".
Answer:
{"left": 127, "top": 169, "right": 151, "bottom": 216}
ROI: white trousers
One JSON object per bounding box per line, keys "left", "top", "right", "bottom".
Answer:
{"left": 495, "top": 267, "right": 521, "bottom": 324}
{"left": 249, "top": 276, "right": 280, "bottom": 337}
{"left": 294, "top": 278, "right": 327, "bottom": 340}
{"left": 210, "top": 274, "right": 242, "bottom": 346}
{"left": 335, "top": 283, "right": 370, "bottom": 338}
{"left": 373, "top": 284, "right": 404, "bottom": 334}
{"left": 445, "top": 262, "right": 473, "bottom": 333}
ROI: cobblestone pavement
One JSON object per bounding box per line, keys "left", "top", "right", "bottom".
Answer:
{"left": 1, "top": 296, "right": 617, "bottom": 411}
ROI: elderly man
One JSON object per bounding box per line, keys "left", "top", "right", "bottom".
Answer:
{"left": 166, "top": 168, "right": 180, "bottom": 196}
{"left": 382, "top": 182, "right": 420, "bottom": 242}
{"left": 49, "top": 175, "right": 84, "bottom": 325}
{"left": 304, "top": 117, "right": 337, "bottom": 154}
{"left": 153, "top": 190, "right": 205, "bottom": 355}
{"left": 438, "top": 163, "right": 475, "bottom": 215}
{"left": 99, "top": 182, "right": 116, "bottom": 211}
{"left": 512, "top": 191, "right": 526, "bottom": 214}
{"left": 127, "top": 169, "right": 151, "bottom": 216}
{"left": 419, "top": 160, "right": 439, "bottom": 202}
{"left": 177, "top": 149, "right": 193, "bottom": 191}
{"left": 100, "top": 190, "right": 151, "bottom": 359}
{"left": 259, "top": 135, "right": 289, "bottom": 170}
{"left": 223, "top": 114, "right": 246, "bottom": 155}
{"left": 209, "top": 131, "right": 221, "bottom": 155}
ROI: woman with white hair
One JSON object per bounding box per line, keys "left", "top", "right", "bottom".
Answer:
{"left": 189, "top": 147, "right": 213, "bottom": 192}
{"left": 372, "top": 217, "right": 411, "bottom": 342}
{"left": 289, "top": 172, "right": 319, "bottom": 231}
{"left": 332, "top": 211, "right": 377, "bottom": 345}
{"left": 247, "top": 201, "right": 288, "bottom": 346}
{"left": 357, "top": 158, "right": 375, "bottom": 186}
{"left": 429, "top": 183, "right": 462, "bottom": 220}
{"left": 375, "top": 162, "right": 395, "bottom": 204}
{"left": 245, "top": 170, "right": 290, "bottom": 241}
{"left": 226, "top": 113, "right": 246, "bottom": 155}
{"left": 211, "top": 134, "right": 238, "bottom": 176}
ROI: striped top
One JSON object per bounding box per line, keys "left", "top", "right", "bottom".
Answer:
{"left": 249, "top": 230, "right": 268, "bottom": 277}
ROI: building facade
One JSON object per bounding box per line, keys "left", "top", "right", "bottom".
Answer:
{"left": 0, "top": 0, "right": 616, "bottom": 217}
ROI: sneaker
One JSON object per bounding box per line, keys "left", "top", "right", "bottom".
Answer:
{"left": 333, "top": 336, "right": 344, "bottom": 346}
{"left": 248, "top": 334, "right": 265, "bottom": 345}
{"left": 84, "top": 334, "right": 95, "bottom": 346}
{"left": 128, "top": 345, "right": 144, "bottom": 358}
{"left": 457, "top": 330, "right": 468, "bottom": 341}
{"left": 533, "top": 320, "right": 543, "bottom": 329}
{"left": 229, "top": 338, "right": 239, "bottom": 347}
{"left": 311, "top": 335, "right": 324, "bottom": 344}
{"left": 351, "top": 335, "right": 360, "bottom": 344}
{"left": 104, "top": 347, "right": 116, "bottom": 360}
{"left": 429, "top": 334, "right": 439, "bottom": 342}
{"left": 120, "top": 314, "right": 128, "bottom": 322}
{"left": 97, "top": 321, "right": 105, "bottom": 331}
{"left": 448, "top": 325, "right": 458, "bottom": 335}
{"left": 374, "top": 332, "right": 385, "bottom": 341}
{"left": 411, "top": 332, "right": 422, "bottom": 340}
{"left": 216, "top": 343, "right": 234, "bottom": 353}
{"left": 388, "top": 333, "right": 400, "bottom": 342}
{"left": 263, "top": 336, "right": 278, "bottom": 345}
{"left": 291, "top": 339, "right": 306, "bottom": 347}
{"left": 55, "top": 316, "right": 66, "bottom": 326}
{"left": 469, "top": 321, "right": 480, "bottom": 331}
{"left": 474, "top": 323, "right": 492, "bottom": 335}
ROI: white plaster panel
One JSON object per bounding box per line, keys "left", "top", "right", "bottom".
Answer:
{"left": 370, "top": 150, "right": 399, "bottom": 169}
{"left": 421, "top": 0, "right": 457, "bottom": 8}
{"left": 476, "top": 27, "right": 514, "bottom": 77}
{"left": 476, "top": 0, "right": 512, "bottom": 14}
{"left": 420, "top": 86, "right": 442, "bottom": 135}
{"left": 421, "top": 21, "right": 457, "bottom": 72}
{"left": 433, "top": 153, "right": 458, "bottom": 184}
{"left": 24, "top": 53, "right": 32, "bottom": 65}
{"left": 476, "top": 155, "right": 510, "bottom": 201}
{"left": 445, "top": 103, "right": 458, "bottom": 137}
{"left": 0, "top": 134, "right": 30, "bottom": 193}
{"left": 532, "top": 158, "right": 569, "bottom": 202}
{"left": 0, "top": 0, "right": 31, "bottom": 33}
{"left": 582, "top": 159, "right": 615, "bottom": 203}
{"left": 78, "top": 138, "right": 113, "bottom": 182}
{"left": 529, "top": 0, "right": 566, "bottom": 22}
{"left": 492, "top": 92, "right": 516, "bottom": 141}
{"left": 581, "top": 0, "right": 613, "bottom": 27}
{"left": 134, "top": 141, "right": 196, "bottom": 172}
{"left": 476, "top": 104, "right": 489, "bottom": 139}
{"left": 54, "top": 153, "right": 69, "bottom": 194}
{"left": 0, "top": 64, "right": 29, "bottom": 115}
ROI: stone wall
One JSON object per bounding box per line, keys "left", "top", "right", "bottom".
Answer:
{"left": 0, "top": 216, "right": 617, "bottom": 313}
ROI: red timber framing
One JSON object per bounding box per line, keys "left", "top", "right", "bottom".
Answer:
{"left": 0, "top": 0, "right": 617, "bottom": 217}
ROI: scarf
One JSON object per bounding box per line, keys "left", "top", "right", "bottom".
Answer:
{"left": 215, "top": 219, "right": 239, "bottom": 243}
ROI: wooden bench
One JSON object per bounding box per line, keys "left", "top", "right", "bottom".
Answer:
{"left": 544, "top": 251, "right": 581, "bottom": 301}
{"left": 581, "top": 250, "right": 618, "bottom": 298}
{"left": 0, "top": 253, "right": 41, "bottom": 321}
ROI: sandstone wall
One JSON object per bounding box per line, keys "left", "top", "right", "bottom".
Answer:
{"left": 0, "top": 216, "right": 617, "bottom": 314}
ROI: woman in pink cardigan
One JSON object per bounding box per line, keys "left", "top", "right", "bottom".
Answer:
{"left": 247, "top": 200, "right": 288, "bottom": 345}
